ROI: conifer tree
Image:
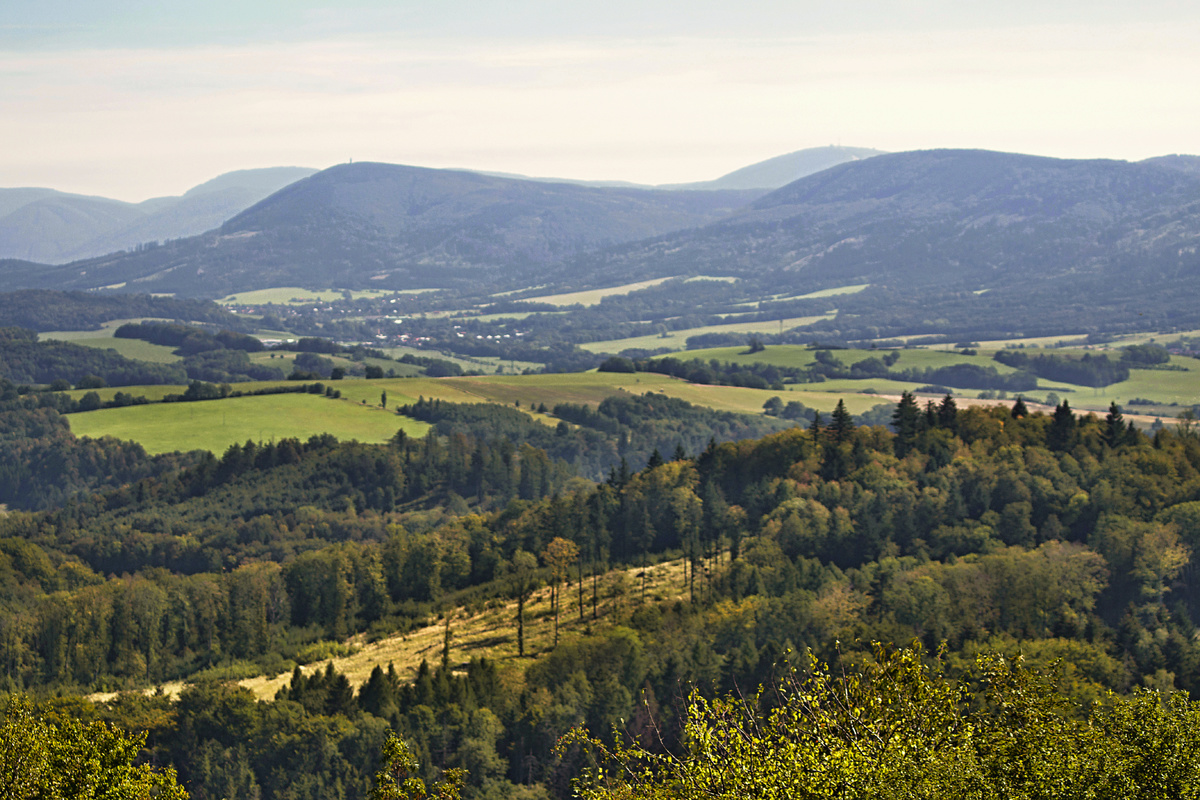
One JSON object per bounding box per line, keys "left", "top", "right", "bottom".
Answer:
{"left": 1048, "top": 400, "right": 1076, "bottom": 450}
{"left": 1104, "top": 402, "right": 1125, "bottom": 448}
{"left": 830, "top": 399, "right": 854, "bottom": 443}
{"left": 892, "top": 392, "right": 921, "bottom": 457}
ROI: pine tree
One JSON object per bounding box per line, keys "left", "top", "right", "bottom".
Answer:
{"left": 939, "top": 394, "right": 959, "bottom": 429}
{"left": 1048, "top": 400, "right": 1076, "bottom": 451}
{"left": 892, "top": 392, "right": 921, "bottom": 457}
{"left": 1010, "top": 396, "right": 1028, "bottom": 418}
{"left": 1104, "top": 402, "right": 1125, "bottom": 448}
{"left": 830, "top": 399, "right": 854, "bottom": 443}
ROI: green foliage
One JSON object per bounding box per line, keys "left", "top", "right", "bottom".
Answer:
{"left": 0, "top": 329, "right": 187, "bottom": 386}
{"left": 372, "top": 735, "right": 465, "bottom": 800}
{"left": 0, "top": 695, "right": 188, "bottom": 800}
{"left": 567, "top": 643, "right": 1200, "bottom": 799}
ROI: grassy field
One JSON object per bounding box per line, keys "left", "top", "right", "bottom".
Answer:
{"left": 245, "top": 352, "right": 422, "bottom": 378}
{"left": 638, "top": 345, "right": 1200, "bottom": 414}
{"left": 220, "top": 287, "right": 436, "bottom": 305}
{"left": 581, "top": 315, "right": 834, "bottom": 354}
{"left": 519, "top": 277, "right": 678, "bottom": 307}
{"left": 773, "top": 283, "right": 870, "bottom": 302}
{"left": 65, "top": 370, "right": 903, "bottom": 455}
{"left": 40, "top": 319, "right": 182, "bottom": 364}
{"left": 57, "top": 336, "right": 181, "bottom": 364}
{"left": 67, "top": 393, "right": 428, "bottom": 454}
{"left": 378, "top": 345, "right": 543, "bottom": 374}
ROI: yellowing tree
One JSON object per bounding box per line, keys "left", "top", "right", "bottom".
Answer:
{"left": 543, "top": 536, "right": 580, "bottom": 647}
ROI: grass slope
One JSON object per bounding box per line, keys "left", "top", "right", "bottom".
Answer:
{"left": 68, "top": 393, "right": 428, "bottom": 454}
{"left": 519, "top": 278, "right": 678, "bottom": 307}
{"left": 220, "top": 287, "right": 428, "bottom": 305}
{"left": 63, "top": 371, "right": 897, "bottom": 454}
{"left": 40, "top": 318, "right": 182, "bottom": 364}
{"left": 582, "top": 315, "right": 833, "bottom": 354}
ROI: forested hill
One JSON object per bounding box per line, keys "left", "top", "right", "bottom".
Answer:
{"left": 0, "top": 289, "right": 246, "bottom": 332}
{"left": 585, "top": 149, "right": 1200, "bottom": 288}
{"left": 3, "top": 387, "right": 1200, "bottom": 799}
{"left": 0, "top": 163, "right": 764, "bottom": 296}
{"left": 555, "top": 149, "right": 1200, "bottom": 338}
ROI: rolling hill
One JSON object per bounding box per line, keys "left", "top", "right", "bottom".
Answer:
{"left": 663, "top": 145, "right": 887, "bottom": 190}
{"left": 554, "top": 149, "right": 1200, "bottom": 339}
{"left": 0, "top": 162, "right": 764, "bottom": 296}
{"left": 0, "top": 166, "right": 317, "bottom": 263}
{"left": 6, "top": 149, "right": 1200, "bottom": 344}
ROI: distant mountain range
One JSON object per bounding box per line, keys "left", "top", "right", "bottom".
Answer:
{"left": 0, "top": 167, "right": 317, "bottom": 263}
{"left": 3, "top": 148, "right": 1199, "bottom": 342}
{"left": 659, "top": 146, "right": 887, "bottom": 191}
{"left": 0, "top": 147, "right": 877, "bottom": 268}
{"left": 0, "top": 163, "right": 763, "bottom": 296}
{"left": 575, "top": 148, "right": 1200, "bottom": 288}
{"left": 484, "top": 145, "right": 887, "bottom": 191}
{"left": 558, "top": 149, "right": 1200, "bottom": 338}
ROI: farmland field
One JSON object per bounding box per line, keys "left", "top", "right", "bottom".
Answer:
{"left": 773, "top": 283, "right": 870, "bottom": 302}
{"left": 519, "top": 277, "right": 678, "bottom": 307}
{"left": 67, "top": 393, "right": 428, "bottom": 454}
{"left": 40, "top": 318, "right": 182, "bottom": 363}
{"left": 221, "top": 287, "right": 434, "bottom": 305}
{"left": 63, "top": 370, "right": 905, "bottom": 454}
{"left": 581, "top": 315, "right": 834, "bottom": 353}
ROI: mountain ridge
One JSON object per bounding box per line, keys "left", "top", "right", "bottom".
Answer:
{"left": 0, "top": 162, "right": 764, "bottom": 296}
{"left": 0, "top": 166, "right": 318, "bottom": 263}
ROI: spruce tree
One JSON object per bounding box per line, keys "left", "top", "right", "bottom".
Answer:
{"left": 1048, "top": 400, "right": 1076, "bottom": 450}
{"left": 939, "top": 394, "right": 959, "bottom": 429}
{"left": 892, "top": 392, "right": 921, "bottom": 457}
{"left": 830, "top": 399, "right": 854, "bottom": 443}
{"left": 1104, "top": 402, "right": 1125, "bottom": 448}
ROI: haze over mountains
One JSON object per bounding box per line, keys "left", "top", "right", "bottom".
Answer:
{"left": 0, "top": 146, "right": 876, "bottom": 269}
{"left": 0, "top": 166, "right": 317, "bottom": 263}
{"left": 578, "top": 149, "right": 1200, "bottom": 290}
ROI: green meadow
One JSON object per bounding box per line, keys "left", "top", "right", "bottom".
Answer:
{"left": 220, "top": 287, "right": 434, "bottom": 305}
{"left": 68, "top": 393, "right": 428, "bottom": 455}
{"left": 520, "top": 277, "right": 677, "bottom": 307}
{"left": 772, "top": 283, "right": 870, "bottom": 302}
{"left": 581, "top": 315, "right": 833, "bottom": 354}
{"left": 64, "top": 371, "right": 900, "bottom": 454}
{"left": 59, "top": 342, "right": 1200, "bottom": 456}
{"left": 40, "top": 319, "right": 182, "bottom": 363}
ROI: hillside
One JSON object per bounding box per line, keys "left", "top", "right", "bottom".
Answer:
{"left": 0, "top": 166, "right": 316, "bottom": 263}
{"left": 665, "top": 144, "right": 887, "bottom": 190}
{"left": 557, "top": 149, "right": 1200, "bottom": 339}
{"left": 5, "top": 382, "right": 1200, "bottom": 799}
{"left": 1, "top": 163, "right": 764, "bottom": 296}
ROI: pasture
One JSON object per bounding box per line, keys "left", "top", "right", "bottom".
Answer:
{"left": 40, "top": 318, "right": 182, "bottom": 363}
{"left": 581, "top": 315, "right": 833, "bottom": 354}
{"left": 220, "top": 287, "right": 433, "bottom": 305}
{"left": 518, "top": 277, "right": 677, "bottom": 307}
{"left": 67, "top": 393, "right": 428, "bottom": 454}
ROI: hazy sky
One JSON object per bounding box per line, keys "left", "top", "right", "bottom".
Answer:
{"left": 4, "top": 1, "right": 1199, "bottom": 200}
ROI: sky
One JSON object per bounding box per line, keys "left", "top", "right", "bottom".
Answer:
{"left": 3, "top": 1, "right": 1199, "bottom": 201}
